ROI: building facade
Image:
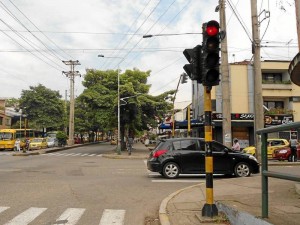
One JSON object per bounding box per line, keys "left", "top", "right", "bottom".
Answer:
{"left": 0, "top": 99, "right": 11, "bottom": 129}
{"left": 192, "top": 60, "right": 300, "bottom": 148}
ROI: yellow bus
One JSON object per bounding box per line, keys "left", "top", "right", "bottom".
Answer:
{"left": 15, "top": 129, "right": 42, "bottom": 139}
{"left": 0, "top": 129, "right": 42, "bottom": 150}
{"left": 0, "top": 129, "right": 17, "bottom": 150}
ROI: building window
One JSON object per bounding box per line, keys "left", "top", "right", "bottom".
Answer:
{"left": 0, "top": 117, "right": 3, "bottom": 125}
{"left": 262, "top": 73, "right": 282, "bottom": 84}
{"left": 264, "top": 101, "right": 284, "bottom": 109}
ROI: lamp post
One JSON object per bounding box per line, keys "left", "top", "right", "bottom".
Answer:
{"left": 98, "top": 54, "right": 123, "bottom": 154}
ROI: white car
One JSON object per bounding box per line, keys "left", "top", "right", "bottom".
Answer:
{"left": 47, "top": 137, "right": 58, "bottom": 148}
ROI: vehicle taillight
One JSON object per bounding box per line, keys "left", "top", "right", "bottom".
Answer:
{"left": 153, "top": 150, "right": 168, "bottom": 158}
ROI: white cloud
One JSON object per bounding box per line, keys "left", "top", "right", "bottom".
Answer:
{"left": 0, "top": 0, "right": 298, "bottom": 104}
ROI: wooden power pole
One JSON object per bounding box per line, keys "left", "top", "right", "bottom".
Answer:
{"left": 219, "top": 0, "right": 232, "bottom": 148}
{"left": 62, "top": 60, "right": 81, "bottom": 146}
{"left": 251, "top": 0, "right": 264, "bottom": 161}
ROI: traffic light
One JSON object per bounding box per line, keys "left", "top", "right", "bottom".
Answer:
{"left": 202, "top": 20, "right": 220, "bottom": 86}
{"left": 183, "top": 45, "right": 202, "bottom": 82}
{"left": 181, "top": 73, "right": 188, "bottom": 84}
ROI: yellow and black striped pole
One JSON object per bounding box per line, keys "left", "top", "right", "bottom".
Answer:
{"left": 202, "top": 86, "right": 218, "bottom": 217}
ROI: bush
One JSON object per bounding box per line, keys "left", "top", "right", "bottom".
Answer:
{"left": 56, "top": 131, "right": 68, "bottom": 146}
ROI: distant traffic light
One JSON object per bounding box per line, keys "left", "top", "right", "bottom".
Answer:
{"left": 202, "top": 20, "right": 220, "bottom": 86}
{"left": 183, "top": 45, "right": 202, "bottom": 82}
{"left": 181, "top": 73, "right": 188, "bottom": 84}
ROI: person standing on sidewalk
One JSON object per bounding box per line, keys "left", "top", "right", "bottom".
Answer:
{"left": 289, "top": 138, "right": 298, "bottom": 162}
{"left": 15, "top": 139, "right": 21, "bottom": 151}
{"left": 232, "top": 138, "right": 241, "bottom": 152}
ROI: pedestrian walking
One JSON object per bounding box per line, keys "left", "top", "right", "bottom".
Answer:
{"left": 127, "top": 135, "right": 134, "bottom": 155}
{"left": 232, "top": 138, "right": 241, "bottom": 151}
{"left": 289, "top": 138, "right": 298, "bottom": 162}
{"left": 15, "top": 139, "right": 21, "bottom": 151}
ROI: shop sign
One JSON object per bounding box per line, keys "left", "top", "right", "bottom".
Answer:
{"left": 264, "top": 114, "right": 294, "bottom": 126}
{"left": 212, "top": 113, "right": 254, "bottom": 120}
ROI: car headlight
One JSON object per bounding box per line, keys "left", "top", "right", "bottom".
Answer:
{"left": 278, "top": 149, "right": 288, "bottom": 154}
{"left": 249, "top": 155, "right": 258, "bottom": 162}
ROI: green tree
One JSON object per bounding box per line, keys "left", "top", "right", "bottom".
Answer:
{"left": 19, "top": 84, "right": 65, "bottom": 130}
{"left": 76, "top": 68, "right": 174, "bottom": 151}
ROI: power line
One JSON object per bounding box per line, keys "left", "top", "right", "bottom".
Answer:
{"left": 0, "top": 2, "right": 63, "bottom": 61}
{"left": 7, "top": 0, "right": 74, "bottom": 60}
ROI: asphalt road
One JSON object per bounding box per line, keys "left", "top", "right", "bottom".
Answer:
{"left": 1, "top": 143, "right": 299, "bottom": 225}
{"left": 0, "top": 143, "right": 190, "bottom": 225}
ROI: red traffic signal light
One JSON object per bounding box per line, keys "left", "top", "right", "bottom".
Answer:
{"left": 202, "top": 20, "right": 220, "bottom": 87}
{"left": 205, "top": 20, "right": 219, "bottom": 36}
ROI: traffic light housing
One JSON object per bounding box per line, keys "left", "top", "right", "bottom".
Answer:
{"left": 202, "top": 20, "right": 220, "bottom": 86}
{"left": 181, "top": 73, "right": 188, "bottom": 84}
{"left": 183, "top": 45, "right": 202, "bottom": 82}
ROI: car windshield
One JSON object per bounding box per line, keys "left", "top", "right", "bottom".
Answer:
{"left": 32, "top": 139, "right": 42, "bottom": 143}
{"left": 47, "top": 138, "right": 55, "bottom": 142}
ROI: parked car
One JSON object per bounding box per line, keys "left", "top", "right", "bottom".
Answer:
{"left": 272, "top": 145, "right": 300, "bottom": 161}
{"left": 29, "top": 138, "right": 48, "bottom": 150}
{"left": 47, "top": 137, "right": 58, "bottom": 148}
{"left": 147, "top": 138, "right": 260, "bottom": 179}
{"left": 243, "top": 138, "right": 290, "bottom": 158}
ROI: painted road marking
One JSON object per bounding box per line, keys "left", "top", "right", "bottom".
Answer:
{"left": 4, "top": 207, "right": 47, "bottom": 225}
{"left": 99, "top": 209, "right": 125, "bottom": 225}
{"left": 0, "top": 206, "right": 10, "bottom": 213}
{"left": 54, "top": 208, "right": 86, "bottom": 225}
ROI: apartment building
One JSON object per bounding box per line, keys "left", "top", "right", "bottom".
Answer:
{"left": 0, "top": 99, "right": 11, "bottom": 129}
{"left": 192, "top": 60, "right": 300, "bottom": 148}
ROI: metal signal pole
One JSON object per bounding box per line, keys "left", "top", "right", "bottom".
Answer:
{"left": 202, "top": 86, "right": 218, "bottom": 217}
{"left": 62, "top": 60, "right": 81, "bottom": 146}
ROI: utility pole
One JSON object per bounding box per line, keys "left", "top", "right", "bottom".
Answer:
{"left": 296, "top": 0, "right": 300, "bottom": 51}
{"left": 251, "top": 0, "right": 264, "bottom": 161}
{"left": 219, "top": 0, "right": 232, "bottom": 148}
{"left": 62, "top": 60, "right": 81, "bottom": 146}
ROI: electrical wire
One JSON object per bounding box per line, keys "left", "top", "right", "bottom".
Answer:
{"left": 227, "top": 0, "right": 253, "bottom": 43}
{"left": 102, "top": 0, "right": 161, "bottom": 69}
{"left": 100, "top": 0, "right": 153, "bottom": 69}
{"left": 0, "top": 2, "right": 63, "bottom": 61}
{"left": 7, "top": 0, "right": 74, "bottom": 60}
{"left": 0, "top": 20, "right": 64, "bottom": 72}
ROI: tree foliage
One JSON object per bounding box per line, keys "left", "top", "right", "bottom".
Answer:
{"left": 19, "top": 84, "right": 65, "bottom": 130}
{"left": 76, "top": 68, "right": 174, "bottom": 149}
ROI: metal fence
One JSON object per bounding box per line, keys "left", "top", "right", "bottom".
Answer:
{"left": 256, "top": 121, "right": 300, "bottom": 218}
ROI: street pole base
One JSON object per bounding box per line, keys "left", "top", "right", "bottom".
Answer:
{"left": 202, "top": 203, "right": 218, "bottom": 217}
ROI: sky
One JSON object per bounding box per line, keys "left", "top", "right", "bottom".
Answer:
{"left": 0, "top": 0, "right": 298, "bottom": 105}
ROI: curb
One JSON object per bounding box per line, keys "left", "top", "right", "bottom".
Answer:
{"left": 159, "top": 184, "right": 202, "bottom": 225}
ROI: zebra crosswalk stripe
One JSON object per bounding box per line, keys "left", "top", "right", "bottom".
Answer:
{"left": 4, "top": 207, "right": 47, "bottom": 225}
{"left": 0, "top": 206, "right": 9, "bottom": 213}
{"left": 99, "top": 209, "right": 125, "bottom": 225}
{"left": 54, "top": 208, "right": 86, "bottom": 225}
{"left": 0, "top": 207, "right": 126, "bottom": 225}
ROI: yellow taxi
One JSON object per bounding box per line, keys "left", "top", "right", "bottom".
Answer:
{"left": 29, "top": 138, "right": 48, "bottom": 150}
{"left": 243, "top": 138, "right": 289, "bottom": 158}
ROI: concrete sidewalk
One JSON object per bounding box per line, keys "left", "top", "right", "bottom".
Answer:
{"left": 161, "top": 175, "right": 300, "bottom": 225}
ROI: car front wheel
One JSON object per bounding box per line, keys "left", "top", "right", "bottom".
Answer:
{"left": 234, "top": 162, "right": 251, "bottom": 177}
{"left": 162, "top": 162, "right": 180, "bottom": 179}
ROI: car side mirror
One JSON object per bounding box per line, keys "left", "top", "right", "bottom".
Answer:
{"left": 224, "top": 148, "right": 229, "bottom": 154}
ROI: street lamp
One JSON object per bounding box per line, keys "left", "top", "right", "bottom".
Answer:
{"left": 98, "top": 54, "right": 123, "bottom": 154}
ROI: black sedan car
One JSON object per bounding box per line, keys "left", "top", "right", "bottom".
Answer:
{"left": 147, "top": 138, "right": 260, "bottom": 179}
